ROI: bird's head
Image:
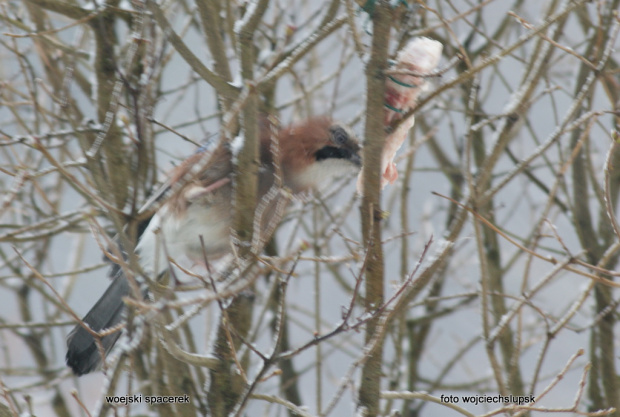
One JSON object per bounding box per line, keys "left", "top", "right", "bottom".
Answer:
{"left": 262, "top": 116, "right": 361, "bottom": 194}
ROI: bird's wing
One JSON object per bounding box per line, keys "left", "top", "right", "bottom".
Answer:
{"left": 137, "top": 143, "right": 232, "bottom": 214}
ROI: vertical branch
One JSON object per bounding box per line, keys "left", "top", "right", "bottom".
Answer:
{"left": 358, "top": 3, "right": 390, "bottom": 416}
{"left": 90, "top": 3, "right": 130, "bottom": 210}
{"left": 233, "top": 0, "right": 271, "bottom": 245}
{"left": 195, "top": 0, "right": 234, "bottom": 111}
{"left": 571, "top": 2, "right": 620, "bottom": 412}
{"left": 313, "top": 202, "right": 323, "bottom": 412}
{"left": 207, "top": 294, "right": 255, "bottom": 417}
{"left": 209, "top": 2, "right": 270, "bottom": 417}
{"left": 265, "top": 241, "right": 303, "bottom": 413}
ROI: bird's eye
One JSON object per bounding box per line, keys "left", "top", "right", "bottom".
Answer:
{"left": 329, "top": 125, "right": 349, "bottom": 146}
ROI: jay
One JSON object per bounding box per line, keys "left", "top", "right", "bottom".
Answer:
{"left": 66, "top": 116, "right": 361, "bottom": 375}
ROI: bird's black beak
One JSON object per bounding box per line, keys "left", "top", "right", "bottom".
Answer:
{"left": 349, "top": 150, "right": 362, "bottom": 167}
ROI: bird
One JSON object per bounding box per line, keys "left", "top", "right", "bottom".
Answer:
{"left": 65, "top": 116, "right": 362, "bottom": 376}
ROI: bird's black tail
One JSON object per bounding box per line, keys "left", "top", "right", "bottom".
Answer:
{"left": 66, "top": 276, "right": 130, "bottom": 375}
